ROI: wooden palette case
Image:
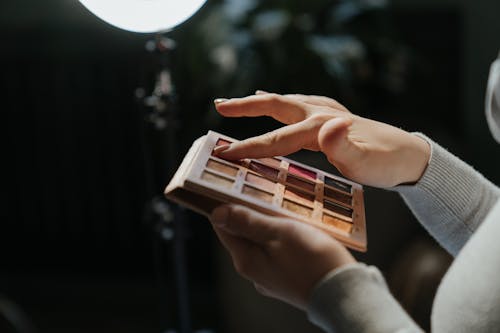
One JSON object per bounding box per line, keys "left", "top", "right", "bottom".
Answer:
{"left": 165, "top": 131, "right": 367, "bottom": 252}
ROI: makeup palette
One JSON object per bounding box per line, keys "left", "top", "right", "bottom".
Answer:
{"left": 164, "top": 131, "right": 367, "bottom": 251}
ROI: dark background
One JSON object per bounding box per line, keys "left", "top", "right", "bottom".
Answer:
{"left": 2, "top": 0, "right": 500, "bottom": 332}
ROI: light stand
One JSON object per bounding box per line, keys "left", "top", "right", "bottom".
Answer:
{"left": 77, "top": 1, "right": 210, "bottom": 332}
{"left": 137, "top": 34, "right": 197, "bottom": 333}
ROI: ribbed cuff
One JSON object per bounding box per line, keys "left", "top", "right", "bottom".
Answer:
{"left": 307, "top": 263, "right": 422, "bottom": 333}
{"left": 392, "top": 133, "right": 500, "bottom": 255}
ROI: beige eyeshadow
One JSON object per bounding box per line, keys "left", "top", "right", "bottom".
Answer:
{"left": 206, "top": 159, "right": 239, "bottom": 177}
{"left": 284, "top": 187, "right": 315, "bottom": 206}
{"left": 201, "top": 171, "right": 234, "bottom": 189}
{"left": 324, "top": 187, "right": 352, "bottom": 206}
{"left": 323, "top": 214, "right": 353, "bottom": 233}
{"left": 246, "top": 173, "right": 276, "bottom": 192}
{"left": 242, "top": 185, "right": 274, "bottom": 203}
{"left": 283, "top": 199, "right": 313, "bottom": 218}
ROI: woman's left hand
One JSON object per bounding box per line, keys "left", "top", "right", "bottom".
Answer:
{"left": 210, "top": 204, "right": 356, "bottom": 310}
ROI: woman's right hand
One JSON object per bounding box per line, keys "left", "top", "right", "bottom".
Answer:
{"left": 214, "top": 91, "right": 430, "bottom": 188}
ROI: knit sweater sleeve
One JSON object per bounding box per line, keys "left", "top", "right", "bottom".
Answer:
{"left": 392, "top": 134, "right": 500, "bottom": 256}
{"left": 307, "top": 263, "right": 423, "bottom": 333}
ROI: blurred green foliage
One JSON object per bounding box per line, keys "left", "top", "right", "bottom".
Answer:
{"left": 166, "top": 0, "right": 413, "bottom": 141}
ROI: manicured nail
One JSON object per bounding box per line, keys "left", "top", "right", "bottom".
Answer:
{"left": 214, "top": 98, "right": 229, "bottom": 104}
{"left": 255, "top": 90, "right": 270, "bottom": 95}
{"left": 213, "top": 144, "right": 231, "bottom": 155}
{"left": 211, "top": 205, "right": 229, "bottom": 227}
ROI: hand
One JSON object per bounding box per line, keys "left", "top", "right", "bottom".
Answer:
{"left": 214, "top": 92, "right": 430, "bottom": 187}
{"left": 210, "top": 204, "right": 355, "bottom": 310}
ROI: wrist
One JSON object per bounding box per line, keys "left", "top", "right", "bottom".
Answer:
{"left": 399, "top": 134, "right": 431, "bottom": 185}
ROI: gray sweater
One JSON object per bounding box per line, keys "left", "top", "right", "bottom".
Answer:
{"left": 307, "top": 137, "right": 500, "bottom": 332}
{"left": 307, "top": 56, "right": 500, "bottom": 332}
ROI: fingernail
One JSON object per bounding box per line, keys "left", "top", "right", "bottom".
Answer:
{"left": 213, "top": 144, "right": 231, "bottom": 155}
{"left": 214, "top": 98, "right": 229, "bottom": 104}
{"left": 211, "top": 205, "right": 229, "bottom": 227}
{"left": 255, "top": 90, "right": 270, "bottom": 95}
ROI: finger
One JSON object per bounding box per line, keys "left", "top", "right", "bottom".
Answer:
{"left": 254, "top": 282, "right": 272, "bottom": 297}
{"left": 285, "top": 94, "right": 350, "bottom": 113}
{"left": 215, "top": 94, "right": 308, "bottom": 125}
{"left": 210, "top": 205, "right": 281, "bottom": 245}
{"left": 217, "top": 116, "right": 324, "bottom": 160}
{"left": 255, "top": 90, "right": 349, "bottom": 113}
{"left": 213, "top": 226, "right": 268, "bottom": 279}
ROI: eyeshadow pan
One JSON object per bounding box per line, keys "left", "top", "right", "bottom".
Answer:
{"left": 286, "top": 174, "right": 316, "bottom": 192}
{"left": 283, "top": 199, "right": 313, "bottom": 218}
{"left": 216, "top": 138, "right": 232, "bottom": 146}
{"left": 201, "top": 171, "right": 234, "bottom": 189}
{"left": 325, "top": 177, "right": 352, "bottom": 194}
{"left": 249, "top": 161, "right": 279, "bottom": 180}
{"left": 284, "top": 187, "right": 315, "bottom": 206}
{"left": 324, "top": 199, "right": 353, "bottom": 218}
{"left": 246, "top": 173, "right": 276, "bottom": 192}
{"left": 257, "top": 157, "right": 281, "bottom": 169}
{"left": 324, "top": 187, "right": 352, "bottom": 206}
{"left": 206, "top": 159, "right": 239, "bottom": 177}
{"left": 323, "top": 214, "right": 353, "bottom": 233}
{"left": 289, "top": 164, "right": 317, "bottom": 180}
{"left": 242, "top": 185, "right": 273, "bottom": 203}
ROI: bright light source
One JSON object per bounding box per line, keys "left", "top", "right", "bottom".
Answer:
{"left": 78, "top": 0, "right": 207, "bottom": 33}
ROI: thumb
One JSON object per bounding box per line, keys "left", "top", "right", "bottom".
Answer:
{"left": 318, "top": 117, "right": 353, "bottom": 163}
{"left": 210, "top": 205, "right": 281, "bottom": 245}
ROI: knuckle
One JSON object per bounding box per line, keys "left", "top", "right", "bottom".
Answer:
{"left": 254, "top": 284, "right": 270, "bottom": 296}
{"left": 261, "top": 131, "right": 279, "bottom": 146}
{"left": 309, "top": 113, "right": 332, "bottom": 125}
{"left": 234, "top": 256, "right": 253, "bottom": 277}
{"left": 308, "top": 114, "right": 335, "bottom": 134}
{"left": 263, "top": 93, "right": 282, "bottom": 106}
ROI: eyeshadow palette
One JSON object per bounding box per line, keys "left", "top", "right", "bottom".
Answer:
{"left": 164, "top": 131, "right": 367, "bottom": 251}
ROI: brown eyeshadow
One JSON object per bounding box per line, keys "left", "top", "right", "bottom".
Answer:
{"left": 324, "top": 199, "right": 353, "bottom": 218}
{"left": 284, "top": 187, "right": 315, "bottom": 206}
{"left": 201, "top": 171, "right": 234, "bottom": 189}
{"left": 283, "top": 199, "right": 313, "bottom": 218}
{"left": 246, "top": 173, "right": 276, "bottom": 192}
{"left": 324, "top": 187, "right": 352, "bottom": 206}
{"left": 206, "top": 159, "right": 239, "bottom": 177}
{"left": 249, "top": 161, "right": 279, "bottom": 180}
{"left": 242, "top": 185, "right": 273, "bottom": 203}
{"left": 322, "top": 214, "right": 353, "bottom": 233}
{"left": 286, "top": 174, "right": 316, "bottom": 192}
{"left": 257, "top": 157, "right": 281, "bottom": 169}
{"left": 325, "top": 177, "right": 352, "bottom": 193}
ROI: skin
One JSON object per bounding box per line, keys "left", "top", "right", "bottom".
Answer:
{"left": 209, "top": 91, "right": 431, "bottom": 310}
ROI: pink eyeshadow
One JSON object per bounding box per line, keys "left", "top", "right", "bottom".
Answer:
{"left": 216, "top": 139, "right": 232, "bottom": 146}
{"left": 289, "top": 164, "right": 316, "bottom": 180}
